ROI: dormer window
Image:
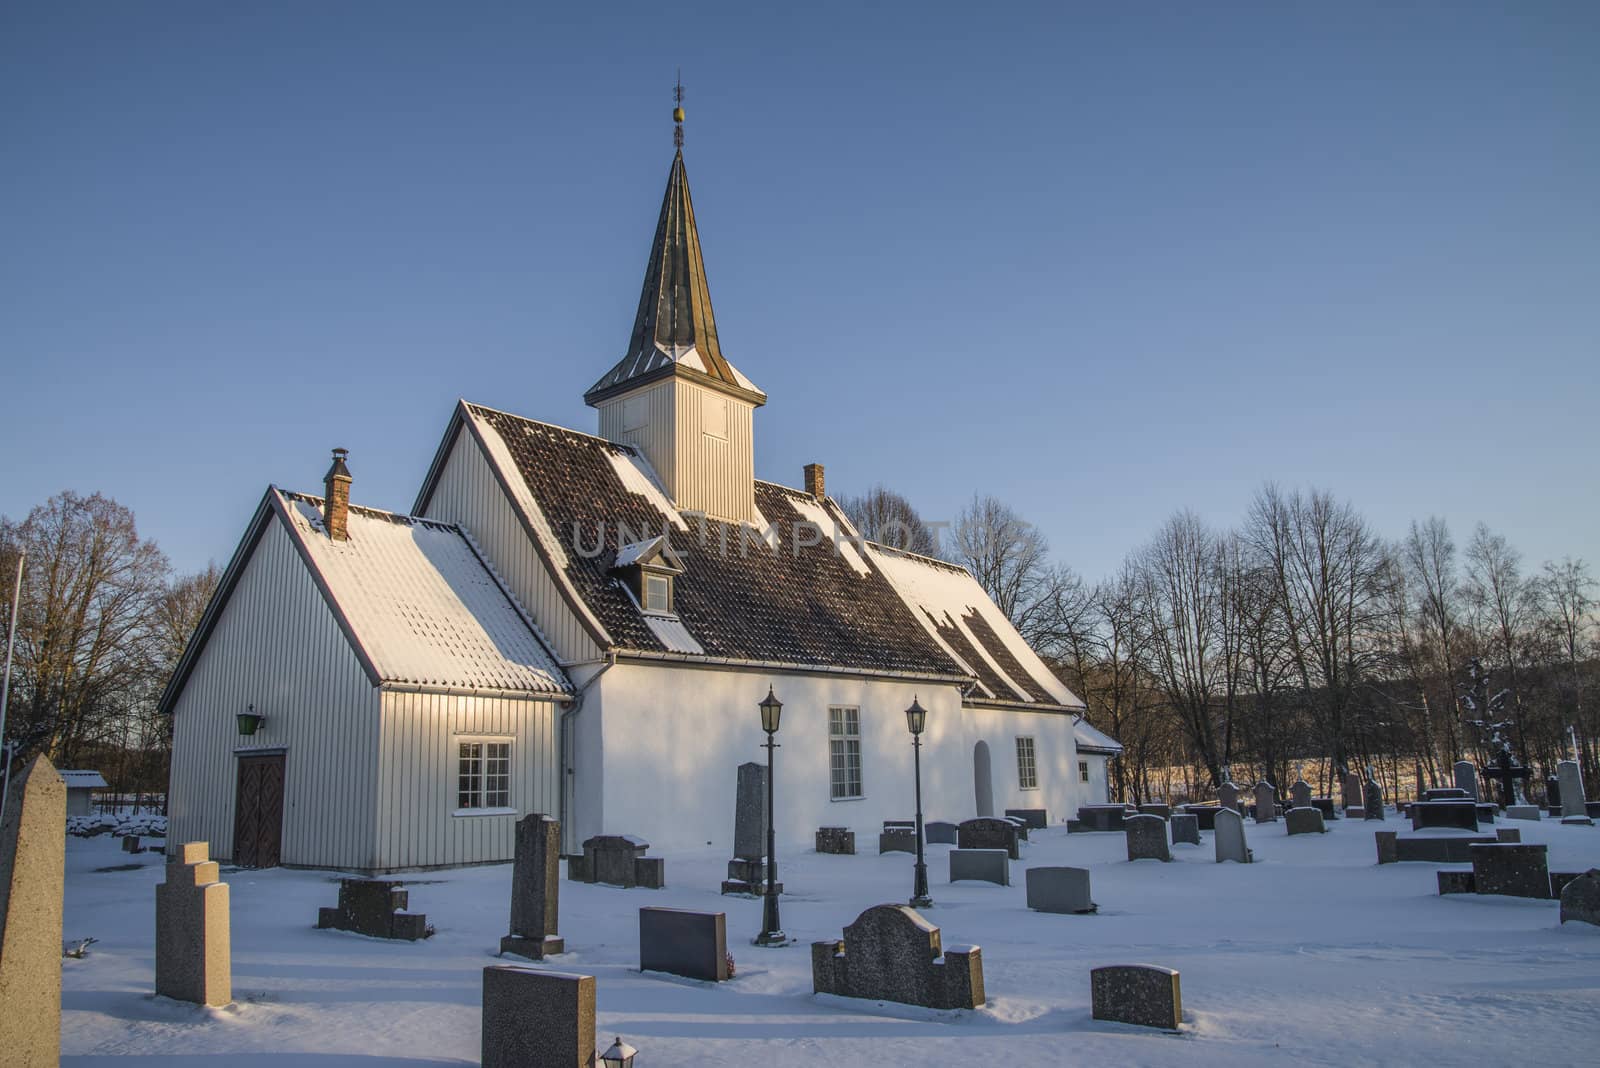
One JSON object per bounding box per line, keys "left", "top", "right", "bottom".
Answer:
{"left": 611, "top": 536, "right": 686, "bottom": 617}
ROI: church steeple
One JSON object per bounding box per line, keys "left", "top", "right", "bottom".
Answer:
{"left": 584, "top": 99, "right": 765, "bottom": 409}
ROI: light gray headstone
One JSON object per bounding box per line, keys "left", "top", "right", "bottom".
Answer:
{"left": 924, "top": 821, "right": 959, "bottom": 845}
{"left": 0, "top": 755, "right": 66, "bottom": 1066}
{"left": 1215, "top": 808, "right": 1252, "bottom": 864}
{"left": 482, "top": 967, "right": 594, "bottom": 1068}
{"left": 1363, "top": 778, "right": 1385, "bottom": 820}
{"left": 502, "top": 814, "right": 563, "bottom": 959}
{"left": 1285, "top": 807, "right": 1326, "bottom": 835}
{"left": 1124, "top": 814, "right": 1171, "bottom": 862}
{"left": 1290, "top": 780, "right": 1312, "bottom": 810}
{"left": 1453, "top": 760, "right": 1479, "bottom": 801}
{"left": 1342, "top": 771, "right": 1364, "bottom": 812}
{"left": 734, "top": 762, "right": 768, "bottom": 861}
{"left": 1253, "top": 782, "right": 1277, "bottom": 823}
{"left": 950, "top": 848, "right": 1010, "bottom": 886}
{"left": 1557, "top": 761, "right": 1587, "bottom": 820}
{"left": 1025, "top": 866, "right": 1096, "bottom": 913}
{"left": 1217, "top": 782, "right": 1241, "bottom": 812}
{"left": 155, "top": 841, "right": 232, "bottom": 1005}
{"left": 1170, "top": 813, "right": 1201, "bottom": 846}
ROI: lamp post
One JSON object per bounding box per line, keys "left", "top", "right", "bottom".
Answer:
{"left": 599, "top": 1036, "right": 638, "bottom": 1067}
{"left": 755, "top": 686, "right": 786, "bottom": 946}
{"left": 906, "top": 696, "right": 932, "bottom": 908}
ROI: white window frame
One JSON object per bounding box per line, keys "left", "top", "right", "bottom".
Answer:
{"left": 643, "top": 570, "right": 673, "bottom": 613}
{"left": 1079, "top": 759, "right": 1090, "bottom": 783}
{"left": 829, "top": 706, "right": 864, "bottom": 801}
{"left": 454, "top": 736, "right": 515, "bottom": 817}
{"left": 1016, "top": 736, "right": 1038, "bottom": 790}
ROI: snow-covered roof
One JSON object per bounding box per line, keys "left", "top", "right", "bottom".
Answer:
{"left": 276, "top": 491, "right": 569, "bottom": 696}
{"left": 865, "top": 545, "right": 1084, "bottom": 711}
{"left": 1074, "top": 719, "right": 1124, "bottom": 755}
{"left": 58, "top": 770, "right": 108, "bottom": 789}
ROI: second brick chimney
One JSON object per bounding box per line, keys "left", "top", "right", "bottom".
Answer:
{"left": 323, "top": 448, "right": 352, "bottom": 541}
{"left": 804, "top": 463, "right": 825, "bottom": 500}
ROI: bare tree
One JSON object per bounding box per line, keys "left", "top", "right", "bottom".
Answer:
{"left": 949, "top": 494, "right": 1051, "bottom": 626}
{"left": 837, "top": 485, "right": 939, "bottom": 556}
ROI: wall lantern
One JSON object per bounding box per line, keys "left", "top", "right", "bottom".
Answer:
{"left": 237, "top": 704, "right": 265, "bottom": 736}
{"left": 759, "top": 686, "right": 783, "bottom": 734}
{"left": 600, "top": 1036, "right": 638, "bottom": 1068}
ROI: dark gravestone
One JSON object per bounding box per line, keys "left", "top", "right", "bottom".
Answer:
{"left": 501, "top": 814, "right": 563, "bottom": 959}
{"left": 1005, "top": 808, "right": 1047, "bottom": 829}
{"left": 958, "top": 818, "right": 1020, "bottom": 860}
{"left": 1549, "top": 871, "right": 1584, "bottom": 900}
{"left": 1342, "top": 771, "right": 1364, "bottom": 814}
{"left": 811, "top": 904, "right": 984, "bottom": 1010}
{"left": 1375, "top": 832, "right": 1501, "bottom": 865}
{"left": 1470, "top": 843, "right": 1551, "bottom": 899}
{"left": 1091, "top": 964, "right": 1182, "bottom": 1031}
{"left": 880, "top": 822, "right": 918, "bottom": 854}
{"left": 1559, "top": 869, "right": 1600, "bottom": 927}
{"left": 1454, "top": 760, "right": 1479, "bottom": 801}
{"left": 1125, "top": 814, "right": 1171, "bottom": 861}
{"left": 639, "top": 907, "right": 729, "bottom": 981}
{"left": 722, "top": 856, "right": 781, "bottom": 896}
{"left": 573, "top": 835, "right": 663, "bottom": 889}
{"left": 1497, "top": 827, "right": 1522, "bottom": 843}
{"left": 814, "top": 826, "right": 855, "bottom": 854}
{"left": 1181, "top": 805, "right": 1219, "bottom": 831}
{"left": 949, "top": 848, "right": 1010, "bottom": 886}
{"left": 733, "top": 762, "right": 768, "bottom": 861}
{"left": 1170, "top": 814, "right": 1201, "bottom": 846}
{"left": 481, "top": 966, "right": 594, "bottom": 1068}
{"left": 1285, "top": 807, "right": 1327, "bottom": 835}
{"left": 1437, "top": 870, "right": 1477, "bottom": 895}
{"left": 1364, "top": 778, "right": 1386, "bottom": 820}
{"left": 924, "top": 821, "right": 959, "bottom": 845}
{"left": 1137, "top": 803, "right": 1172, "bottom": 820}
{"left": 1074, "top": 805, "right": 1131, "bottom": 832}
{"left": 122, "top": 834, "right": 145, "bottom": 854}
{"left": 1001, "top": 816, "right": 1030, "bottom": 841}
{"left": 1311, "top": 798, "right": 1337, "bottom": 820}
{"left": 317, "top": 879, "right": 430, "bottom": 940}
{"left": 1424, "top": 788, "right": 1470, "bottom": 802}
{"left": 1025, "top": 866, "right": 1096, "bottom": 913}
{"left": 1411, "top": 801, "right": 1478, "bottom": 832}
{"left": 1252, "top": 783, "right": 1277, "bottom": 823}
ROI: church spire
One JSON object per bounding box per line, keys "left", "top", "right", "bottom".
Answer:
{"left": 584, "top": 84, "right": 765, "bottom": 409}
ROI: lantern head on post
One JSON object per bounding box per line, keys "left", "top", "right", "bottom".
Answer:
{"left": 905, "top": 696, "right": 927, "bottom": 736}
{"left": 237, "top": 704, "right": 264, "bottom": 736}
{"left": 759, "top": 686, "right": 783, "bottom": 735}
{"left": 600, "top": 1036, "right": 638, "bottom": 1068}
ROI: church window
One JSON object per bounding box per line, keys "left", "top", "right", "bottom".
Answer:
{"left": 1079, "top": 760, "right": 1090, "bottom": 783}
{"left": 829, "top": 706, "right": 863, "bottom": 800}
{"left": 1016, "top": 736, "right": 1038, "bottom": 790}
{"left": 457, "top": 739, "right": 512, "bottom": 811}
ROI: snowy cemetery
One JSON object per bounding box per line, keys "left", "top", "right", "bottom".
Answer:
{"left": 2, "top": 753, "right": 1598, "bottom": 1066}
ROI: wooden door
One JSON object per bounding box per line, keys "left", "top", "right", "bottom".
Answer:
{"left": 233, "top": 753, "right": 286, "bottom": 868}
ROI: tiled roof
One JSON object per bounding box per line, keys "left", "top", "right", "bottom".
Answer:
{"left": 276, "top": 491, "right": 569, "bottom": 695}
{"left": 462, "top": 404, "right": 968, "bottom": 680}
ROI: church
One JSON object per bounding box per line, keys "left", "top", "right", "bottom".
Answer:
{"left": 161, "top": 108, "right": 1117, "bottom": 872}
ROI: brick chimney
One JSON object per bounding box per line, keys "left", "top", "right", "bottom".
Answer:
{"left": 323, "top": 448, "right": 352, "bottom": 541}
{"left": 804, "top": 463, "right": 825, "bottom": 500}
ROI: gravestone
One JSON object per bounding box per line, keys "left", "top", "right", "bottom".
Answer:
{"left": 156, "top": 841, "right": 232, "bottom": 1005}
{"left": 1470, "top": 843, "right": 1551, "bottom": 899}
{"left": 122, "top": 834, "right": 146, "bottom": 854}
{"left": 317, "top": 879, "right": 430, "bottom": 940}
{"left": 1170, "top": 813, "right": 1201, "bottom": 846}
{"left": 1311, "top": 797, "right": 1338, "bottom": 820}
{"left": 1124, "top": 814, "right": 1171, "bottom": 861}
{"left": 880, "top": 821, "right": 918, "bottom": 854}
{"left": 1285, "top": 807, "right": 1326, "bottom": 835}
{"left": 500, "top": 814, "right": 563, "bottom": 959}
{"left": 958, "top": 817, "right": 1020, "bottom": 860}
{"left": 1375, "top": 831, "right": 1504, "bottom": 865}
{"left": 1363, "top": 776, "right": 1386, "bottom": 820}
{"left": 1454, "top": 760, "right": 1479, "bottom": 801}
{"left": 1218, "top": 782, "right": 1242, "bottom": 813}
{"left": 1436, "top": 869, "right": 1476, "bottom": 895}
{"left": 1410, "top": 800, "right": 1478, "bottom": 832}
{"left": 950, "top": 848, "right": 1010, "bottom": 886}
{"left": 571, "top": 835, "right": 664, "bottom": 889}
{"left": 1214, "top": 808, "right": 1253, "bottom": 864}
{"left": 1025, "top": 866, "right": 1096, "bottom": 913}
{"left": 924, "top": 821, "right": 959, "bottom": 845}
{"left": 1001, "top": 816, "right": 1030, "bottom": 842}
{"left": 639, "top": 906, "right": 729, "bottom": 981}
{"left": 1253, "top": 782, "right": 1277, "bottom": 824}
{"left": 1290, "top": 780, "right": 1312, "bottom": 810}
{"left": 1342, "top": 769, "right": 1364, "bottom": 815}
{"left": 1180, "top": 805, "right": 1219, "bottom": 831}
{"left": 481, "top": 966, "right": 594, "bottom": 1068}
{"left": 1073, "top": 805, "right": 1132, "bottom": 832}
{"left": 1005, "top": 808, "right": 1048, "bottom": 829}
{"left": 1423, "top": 788, "right": 1470, "bottom": 802}
{"left": 813, "top": 826, "right": 855, "bottom": 855}
{"left": 733, "top": 762, "right": 767, "bottom": 861}
{"left": 811, "top": 904, "right": 984, "bottom": 1010}
{"left": 1557, "top": 760, "right": 1587, "bottom": 820}
{"left": 1137, "top": 803, "right": 1171, "bottom": 820}
{"left": 0, "top": 754, "right": 66, "bottom": 1066}
{"left": 1091, "top": 964, "right": 1182, "bottom": 1031}
{"left": 1559, "top": 869, "right": 1600, "bottom": 927}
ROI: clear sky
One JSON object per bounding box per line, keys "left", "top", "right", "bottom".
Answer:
{"left": 3, "top": 1, "right": 1596, "bottom": 584}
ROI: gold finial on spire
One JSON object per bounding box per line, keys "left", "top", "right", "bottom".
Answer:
{"left": 673, "top": 70, "right": 685, "bottom": 150}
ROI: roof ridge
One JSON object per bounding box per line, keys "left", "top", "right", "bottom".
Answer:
{"left": 864, "top": 540, "right": 971, "bottom": 574}
{"left": 464, "top": 401, "right": 635, "bottom": 449}
{"left": 278, "top": 489, "right": 461, "bottom": 533}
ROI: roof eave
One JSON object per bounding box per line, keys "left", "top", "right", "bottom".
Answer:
{"left": 584, "top": 361, "right": 767, "bottom": 409}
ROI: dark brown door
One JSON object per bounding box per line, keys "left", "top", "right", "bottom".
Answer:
{"left": 233, "top": 753, "right": 286, "bottom": 868}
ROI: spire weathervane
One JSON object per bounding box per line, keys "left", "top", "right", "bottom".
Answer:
{"left": 673, "top": 71, "right": 685, "bottom": 151}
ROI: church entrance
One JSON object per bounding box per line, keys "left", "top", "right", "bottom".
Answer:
{"left": 232, "top": 751, "right": 286, "bottom": 868}
{"left": 973, "top": 741, "right": 994, "bottom": 817}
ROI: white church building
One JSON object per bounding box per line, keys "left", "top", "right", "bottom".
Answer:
{"left": 162, "top": 121, "right": 1117, "bottom": 871}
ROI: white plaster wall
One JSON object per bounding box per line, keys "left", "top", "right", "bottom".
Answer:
{"left": 958, "top": 706, "right": 1082, "bottom": 827}
{"left": 1080, "top": 752, "right": 1112, "bottom": 805}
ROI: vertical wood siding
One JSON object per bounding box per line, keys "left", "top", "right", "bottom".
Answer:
{"left": 375, "top": 690, "right": 559, "bottom": 869}
{"left": 168, "top": 519, "right": 381, "bottom": 869}
{"left": 674, "top": 379, "right": 756, "bottom": 523}
{"left": 424, "top": 430, "right": 599, "bottom": 664}
{"left": 598, "top": 380, "right": 676, "bottom": 492}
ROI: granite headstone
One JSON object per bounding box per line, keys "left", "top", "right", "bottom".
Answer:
{"left": 639, "top": 906, "right": 729, "bottom": 981}
{"left": 1125, "top": 814, "right": 1171, "bottom": 861}
{"left": 1170, "top": 813, "right": 1201, "bottom": 846}
{"left": 156, "top": 841, "right": 232, "bottom": 1004}
{"left": 811, "top": 904, "right": 983, "bottom": 1010}
{"left": 1090, "top": 964, "right": 1182, "bottom": 1031}
{"left": 0, "top": 754, "right": 67, "bottom": 1067}
{"left": 1559, "top": 868, "right": 1600, "bottom": 927}
{"left": 481, "top": 966, "right": 594, "bottom": 1068}
{"left": 500, "top": 813, "right": 563, "bottom": 959}
{"left": 1215, "top": 808, "right": 1252, "bottom": 864}
{"left": 1025, "top": 866, "right": 1096, "bottom": 913}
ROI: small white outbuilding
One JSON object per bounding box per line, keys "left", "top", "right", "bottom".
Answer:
{"left": 57, "top": 770, "right": 108, "bottom": 817}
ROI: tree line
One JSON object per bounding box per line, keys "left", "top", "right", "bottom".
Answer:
{"left": 841, "top": 483, "right": 1597, "bottom": 806}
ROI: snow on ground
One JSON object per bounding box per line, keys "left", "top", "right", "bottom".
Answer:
{"left": 62, "top": 815, "right": 1600, "bottom": 1066}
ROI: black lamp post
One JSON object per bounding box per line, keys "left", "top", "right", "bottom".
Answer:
{"left": 906, "top": 696, "right": 932, "bottom": 908}
{"left": 755, "top": 686, "right": 787, "bottom": 946}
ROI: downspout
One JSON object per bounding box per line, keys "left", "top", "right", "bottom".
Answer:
{"left": 558, "top": 648, "right": 617, "bottom": 855}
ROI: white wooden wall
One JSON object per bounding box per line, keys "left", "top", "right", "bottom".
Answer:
{"left": 374, "top": 690, "right": 560, "bottom": 869}
{"left": 168, "top": 517, "right": 381, "bottom": 868}
{"left": 423, "top": 427, "right": 600, "bottom": 665}
{"left": 597, "top": 377, "right": 757, "bottom": 524}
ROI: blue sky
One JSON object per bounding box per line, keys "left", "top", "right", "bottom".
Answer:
{"left": 3, "top": 1, "right": 1596, "bottom": 583}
